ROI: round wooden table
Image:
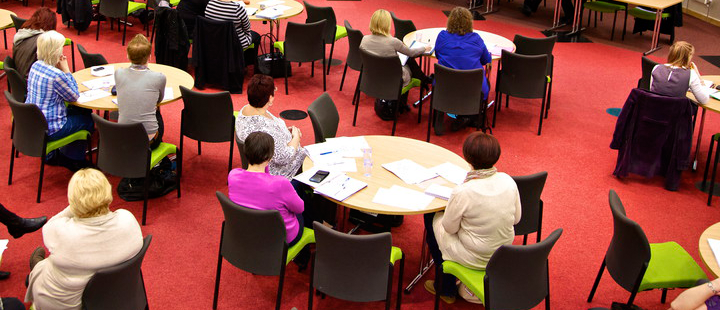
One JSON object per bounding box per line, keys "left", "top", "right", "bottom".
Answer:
{"left": 1, "top": 9, "right": 16, "bottom": 50}
{"left": 699, "top": 222, "right": 720, "bottom": 278}
{"left": 70, "top": 63, "right": 194, "bottom": 111}
{"left": 302, "top": 135, "right": 470, "bottom": 215}
{"left": 403, "top": 28, "right": 516, "bottom": 60}
{"left": 246, "top": 0, "right": 304, "bottom": 39}
{"left": 689, "top": 75, "right": 720, "bottom": 171}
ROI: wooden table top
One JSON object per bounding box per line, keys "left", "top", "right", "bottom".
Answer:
{"left": 403, "top": 28, "right": 516, "bottom": 60}
{"left": 688, "top": 75, "right": 720, "bottom": 113}
{"left": 71, "top": 63, "right": 194, "bottom": 111}
{"left": 0, "top": 9, "right": 15, "bottom": 30}
{"left": 302, "top": 135, "right": 470, "bottom": 215}
{"left": 612, "top": 0, "right": 682, "bottom": 10}
{"left": 247, "top": 0, "right": 304, "bottom": 21}
{"left": 699, "top": 222, "right": 720, "bottom": 278}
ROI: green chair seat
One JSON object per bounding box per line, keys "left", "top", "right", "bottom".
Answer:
{"left": 274, "top": 41, "right": 285, "bottom": 55}
{"left": 442, "top": 261, "right": 487, "bottom": 303}
{"left": 334, "top": 25, "right": 347, "bottom": 41}
{"left": 64, "top": 38, "right": 72, "bottom": 47}
{"left": 233, "top": 110, "right": 239, "bottom": 118}
{"left": 390, "top": 246, "right": 403, "bottom": 265}
{"left": 638, "top": 242, "right": 707, "bottom": 291}
{"left": 585, "top": 1, "right": 625, "bottom": 13}
{"left": 128, "top": 1, "right": 147, "bottom": 15}
{"left": 286, "top": 227, "right": 315, "bottom": 264}
{"left": 243, "top": 43, "right": 255, "bottom": 52}
{"left": 91, "top": 0, "right": 99, "bottom": 4}
{"left": 170, "top": 0, "right": 180, "bottom": 6}
{"left": 150, "top": 142, "right": 177, "bottom": 168}
{"left": 46, "top": 130, "right": 91, "bottom": 154}
{"left": 0, "top": 61, "right": 3, "bottom": 71}
{"left": 628, "top": 7, "right": 669, "bottom": 20}
{"left": 401, "top": 78, "right": 421, "bottom": 95}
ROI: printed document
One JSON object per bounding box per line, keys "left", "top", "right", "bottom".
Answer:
{"left": 382, "top": 159, "right": 437, "bottom": 184}
{"left": 430, "top": 162, "right": 468, "bottom": 185}
{"left": 708, "top": 238, "right": 720, "bottom": 268}
{"left": 78, "top": 89, "right": 111, "bottom": 103}
{"left": 81, "top": 75, "right": 115, "bottom": 90}
{"left": 372, "top": 185, "right": 434, "bottom": 210}
{"left": 314, "top": 175, "right": 367, "bottom": 201}
{"left": 424, "top": 184, "right": 453, "bottom": 200}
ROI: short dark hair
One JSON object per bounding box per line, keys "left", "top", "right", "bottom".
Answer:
{"left": 247, "top": 74, "right": 275, "bottom": 108}
{"left": 462, "top": 132, "right": 501, "bottom": 170}
{"left": 244, "top": 132, "right": 275, "bottom": 166}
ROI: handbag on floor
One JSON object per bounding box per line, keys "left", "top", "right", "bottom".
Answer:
{"left": 255, "top": 33, "right": 291, "bottom": 78}
{"left": 117, "top": 158, "right": 177, "bottom": 201}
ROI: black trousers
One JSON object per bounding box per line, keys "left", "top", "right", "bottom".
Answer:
{"left": 524, "top": 0, "right": 577, "bottom": 22}
{"left": 243, "top": 30, "right": 262, "bottom": 68}
{"left": 0, "top": 204, "right": 21, "bottom": 227}
{"left": 424, "top": 213, "right": 458, "bottom": 296}
{"left": 149, "top": 109, "right": 165, "bottom": 150}
{"left": 1, "top": 298, "right": 25, "bottom": 310}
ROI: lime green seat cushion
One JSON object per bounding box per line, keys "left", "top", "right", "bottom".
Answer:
{"left": 585, "top": 1, "right": 625, "bottom": 13}
{"left": 628, "top": 7, "right": 670, "bottom": 20}
{"left": 91, "top": 0, "right": 99, "bottom": 4}
{"left": 0, "top": 61, "right": 3, "bottom": 70}
{"left": 286, "top": 227, "right": 315, "bottom": 264}
{"left": 638, "top": 242, "right": 707, "bottom": 291}
{"left": 170, "top": 0, "right": 180, "bottom": 6}
{"left": 128, "top": 1, "right": 147, "bottom": 15}
{"left": 233, "top": 110, "right": 239, "bottom": 118}
{"left": 46, "top": 130, "right": 91, "bottom": 154}
{"left": 64, "top": 38, "right": 72, "bottom": 46}
{"left": 151, "top": 142, "right": 177, "bottom": 168}
{"left": 243, "top": 43, "right": 255, "bottom": 51}
{"left": 442, "top": 261, "right": 487, "bottom": 303}
{"left": 401, "top": 78, "right": 421, "bottom": 94}
{"left": 334, "top": 25, "right": 347, "bottom": 41}
{"left": 274, "top": 41, "right": 285, "bottom": 55}
{"left": 390, "top": 246, "right": 403, "bottom": 265}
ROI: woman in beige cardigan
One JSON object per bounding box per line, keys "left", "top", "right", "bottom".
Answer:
{"left": 424, "top": 132, "right": 521, "bottom": 304}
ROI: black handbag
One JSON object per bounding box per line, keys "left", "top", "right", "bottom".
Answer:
{"left": 255, "top": 33, "right": 291, "bottom": 78}
{"left": 117, "top": 158, "right": 177, "bottom": 201}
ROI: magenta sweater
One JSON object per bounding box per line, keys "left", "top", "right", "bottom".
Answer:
{"left": 227, "top": 169, "right": 304, "bottom": 243}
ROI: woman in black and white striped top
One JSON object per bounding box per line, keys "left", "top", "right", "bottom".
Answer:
{"left": 205, "top": 0, "right": 261, "bottom": 63}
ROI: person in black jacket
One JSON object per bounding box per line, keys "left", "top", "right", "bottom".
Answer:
{"left": 0, "top": 203, "right": 47, "bottom": 279}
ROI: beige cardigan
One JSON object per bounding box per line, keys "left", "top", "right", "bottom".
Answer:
{"left": 26, "top": 207, "right": 143, "bottom": 310}
{"left": 359, "top": 34, "right": 425, "bottom": 87}
{"left": 433, "top": 172, "right": 522, "bottom": 270}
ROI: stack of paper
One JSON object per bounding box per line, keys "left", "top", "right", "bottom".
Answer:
{"left": 430, "top": 162, "right": 468, "bottom": 185}
{"left": 708, "top": 238, "right": 720, "bottom": 267}
{"left": 78, "top": 89, "right": 111, "bottom": 103}
{"left": 372, "top": 185, "right": 434, "bottom": 210}
{"left": 314, "top": 175, "right": 367, "bottom": 201}
{"left": 256, "top": 7, "right": 282, "bottom": 19}
{"left": 424, "top": 184, "right": 453, "bottom": 200}
{"left": 90, "top": 65, "right": 114, "bottom": 77}
{"left": 382, "top": 159, "right": 437, "bottom": 184}
{"left": 82, "top": 76, "right": 115, "bottom": 90}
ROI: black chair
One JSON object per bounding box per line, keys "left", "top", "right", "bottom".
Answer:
{"left": 82, "top": 235, "right": 152, "bottom": 310}
{"left": 309, "top": 222, "right": 404, "bottom": 310}
{"left": 426, "top": 64, "right": 486, "bottom": 142}
{"left": 10, "top": 15, "right": 27, "bottom": 31}
{"left": 493, "top": 50, "right": 549, "bottom": 135}
{"left": 353, "top": 49, "right": 422, "bottom": 136}
{"left": 435, "top": 228, "right": 563, "bottom": 310}
{"left": 638, "top": 56, "right": 658, "bottom": 90}
{"left": 4, "top": 57, "right": 27, "bottom": 102}
{"left": 6, "top": 91, "right": 91, "bottom": 203}
{"left": 92, "top": 114, "right": 181, "bottom": 225}
{"left": 274, "top": 21, "right": 327, "bottom": 95}
{"left": 512, "top": 35, "right": 556, "bottom": 119}
{"left": 179, "top": 86, "right": 235, "bottom": 173}
{"left": 307, "top": 92, "right": 339, "bottom": 143}
{"left": 512, "top": 171, "right": 548, "bottom": 245}
{"left": 303, "top": 1, "right": 347, "bottom": 75}
{"left": 193, "top": 16, "right": 244, "bottom": 93}
{"left": 389, "top": 12, "right": 416, "bottom": 42}
{"left": 234, "top": 135, "right": 248, "bottom": 170}
{"left": 77, "top": 43, "right": 109, "bottom": 68}
{"left": 213, "top": 192, "right": 316, "bottom": 310}
{"left": 96, "top": 0, "right": 147, "bottom": 45}
{"left": 339, "top": 20, "right": 363, "bottom": 92}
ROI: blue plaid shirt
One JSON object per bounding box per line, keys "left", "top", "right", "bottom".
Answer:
{"left": 25, "top": 60, "right": 80, "bottom": 135}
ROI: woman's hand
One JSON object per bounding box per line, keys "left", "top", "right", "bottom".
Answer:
{"left": 57, "top": 55, "right": 71, "bottom": 73}
{"left": 291, "top": 126, "right": 302, "bottom": 139}
{"left": 425, "top": 45, "right": 432, "bottom": 53}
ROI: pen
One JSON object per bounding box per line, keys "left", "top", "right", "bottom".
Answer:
{"left": 320, "top": 151, "right": 336, "bottom": 155}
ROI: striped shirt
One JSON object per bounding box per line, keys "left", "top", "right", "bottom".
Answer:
{"left": 25, "top": 60, "right": 80, "bottom": 135}
{"left": 205, "top": 0, "right": 253, "bottom": 49}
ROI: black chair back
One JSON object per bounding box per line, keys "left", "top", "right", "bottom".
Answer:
{"left": 484, "top": 228, "right": 563, "bottom": 310}
{"left": 513, "top": 34, "right": 556, "bottom": 75}
{"left": 5, "top": 67, "right": 27, "bottom": 102}
{"left": 99, "top": 0, "right": 130, "bottom": 19}
{"left": 312, "top": 222, "right": 392, "bottom": 302}
{"left": 431, "top": 64, "right": 485, "bottom": 116}
{"left": 284, "top": 20, "right": 327, "bottom": 63}
{"left": 92, "top": 114, "right": 151, "bottom": 179}
{"left": 11, "top": 15, "right": 27, "bottom": 31}
{"left": 234, "top": 135, "right": 248, "bottom": 170}
{"left": 180, "top": 86, "right": 235, "bottom": 143}
{"left": 77, "top": 43, "right": 109, "bottom": 68}
{"left": 638, "top": 56, "right": 659, "bottom": 90}
{"left": 304, "top": 1, "right": 336, "bottom": 44}
{"left": 497, "top": 50, "right": 548, "bottom": 99}
{"left": 6, "top": 91, "right": 47, "bottom": 157}
{"left": 3, "top": 55, "right": 16, "bottom": 70}
{"left": 390, "top": 12, "right": 416, "bottom": 41}
{"left": 82, "top": 235, "right": 152, "bottom": 310}
{"left": 605, "top": 190, "right": 651, "bottom": 293}
{"left": 344, "top": 20, "right": 363, "bottom": 71}
{"left": 359, "top": 49, "right": 403, "bottom": 100}
{"left": 307, "top": 92, "right": 339, "bottom": 143}
{"left": 216, "top": 191, "right": 287, "bottom": 276}
{"left": 193, "top": 16, "right": 244, "bottom": 93}
{"left": 512, "top": 171, "right": 548, "bottom": 238}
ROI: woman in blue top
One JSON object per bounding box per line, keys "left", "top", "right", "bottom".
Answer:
{"left": 433, "top": 7, "right": 492, "bottom": 135}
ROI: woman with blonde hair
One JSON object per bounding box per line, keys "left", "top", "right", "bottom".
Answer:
{"left": 650, "top": 41, "right": 712, "bottom": 104}
{"left": 26, "top": 169, "right": 143, "bottom": 310}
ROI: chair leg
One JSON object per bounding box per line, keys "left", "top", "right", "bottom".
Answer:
{"left": 611, "top": 11, "right": 618, "bottom": 41}
{"left": 537, "top": 201, "right": 543, "bottom": 243}
{"left": 391, "top": 100, "right": 398, "bottom": 136}
{"left": 176, "top": 147, "right": 182, "bottom": 198}
{"left": 352, "top": 73, "right": 362, "bottom": 126}
{"left": 661, "top": 288, "right": 668, "bottom": 304}
{"left": 326, "top": 41, "right": 335, "bottom": 75}
{"left": 212, "top": 223, "right": 224, "bottom": 310}
{"left": 275, "top": 258, "right": 286, "bottom": 310}
{"left": 197, "top": 140, "right": 202, "bottom": 155}
{"left": 523, "top": 234, "right": 528, "bottom": 245}
{"left": 8, "top": 145, "right": 15, "bottom": 185}
{"left": 71, "top": 42, "right": 76, "bottom": 72}
{"left": 284, "top": 60, "right": 289, "bottom": 95}
{"left": 228, "top": 137, "right": 234, "bottom": 173}
{"left": 396, "top": 255, "right": 404, "bottom": 310}
{"left": 492, "top": 91, "right": 499, "bottom": 128}
{"left": 545, "top": 77, "right": 553, "bottom": 119}
{"left": 142, "top": 172, "right": 151, "bottom": 225}
{"left": 622, "top": 10, "right": 628, "bottom": 41}
{"left": 122, "top": 17, "right": 128, "bottom": 46}
{"left": 96, "top": 18, "right": 101, "bottom": 41}
{"left": 311, "top": 61, "right": 315, "bottom": 77}
{"left": 587, "top": 259, "right": 606, "bottom": 302}
{"left": 308, "top": 252, "right": 315, "bottom": 310}
{"left": 339, "top": 64, "right": 348, "bottom": 91}
{"left": 36, "top": 157, "right": 45, "bottom": 203}
{"left": 702, "top": 136, "right": 716, "bottom": 190}
{"left": 426, "top": 105, "right": 433, "bottom": 142}
{"left": 434, "top": 263, "right": 441, "bottom": 310}
{"left": 505, "top": 94, "right": 509, "bottom": 108}
{"left": 385, "top": 264, "right": 394, "bottom": 310}
{"left": 322, "top": 58, "right": 326, "bottom": 91}
{"left": 708, "top": 140, "right": 720, "bottom": 206}
{"left": 150, "top": 19, "right": 156, "bottom": 43}
{"left": 538, "top": 96, "right": 546, "bottom": 135}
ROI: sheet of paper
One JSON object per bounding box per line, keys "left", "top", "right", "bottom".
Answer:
{"left": 293, "top": 167, "right": 344, "bottom": 187}
{"left": 314, "top": 175, "right": 367, "bottom": 201}
{"left": 372, "top": 185, "right": 434, "bottom": 210}
{"left": 430, "top": 162, "right": 468, "bottom": 185}
{"left": 487, "top": 43, "right": 513, "bottom": 56}
{"left": 256, "top": 8, "right": 282, "bottom": 19}
{"left": 258, "top": 0, "right": 284, "bottom": 6}
{"left": 306, "top": 136, "right": 370, "bottom": 162}
{"left": 81, "top": 75, "right": 115, "bottom": 90}
{"left": 246, "top": 7, "right": 258, "bottom": 15}
{"left": 163, "top": 87, "right": 173, "bottom": 101}
{"left": 77, "top": 89, "right": 111, "bottom": 103}
{"left": 425, "top": 184, "right": 453, "bottom": 200}
{"left": 271, "top": 4, "right": 292, "bottom": 11}
{"left": 90, "top": 65, "right": 114, "bottom": 77}
{"left": 313, "top": 155, "right": 357, "bottom": 172}
{"left": 708, "top": 238, "right": 720, "bottom": 269}
{"left": 382, "top": 159, "right": 438, "bottom": 184}
{"left": 0, "top": 239, "right": 7, "bottom": 254}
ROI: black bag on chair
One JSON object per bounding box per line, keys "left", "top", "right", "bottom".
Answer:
{"left": 255, "top": 33, "right": 291, "bottom": 78}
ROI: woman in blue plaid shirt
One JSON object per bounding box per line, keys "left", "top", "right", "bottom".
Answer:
{"left": 26, "top": 31, "right": 93, "bottom": 170}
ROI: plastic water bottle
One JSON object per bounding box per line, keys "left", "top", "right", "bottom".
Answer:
{"left": 362, "top": 148, "right": 372, "bottom": 177}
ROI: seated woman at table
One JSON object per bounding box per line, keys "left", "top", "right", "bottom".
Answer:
{"left": 424, "top": 132, "right": 521, "bottom": 304}
{"left": 433, "top": 7, "right": 492, "bottom": 135}
{"left": 204, "top": 0, "right": 260, "bottom": 67}
{"left": 25, "top": 168, "right": 143, "bottom": 310}
{"left": 115, "top": 34, "right": 167, "bottom": 150}
{"left": 12, "top": 7, "right": 57, "bottom": 79}
{"left": 26, "top": 31, "right": 93, "bottom": 171}
{"left": 670, "top": 278, "right": 720, "bottom": 310}
{"left": 650, "top": 41, "right": 711, "bottom": 104}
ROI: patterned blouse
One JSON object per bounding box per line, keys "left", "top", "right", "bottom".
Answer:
{"left": 235, "top": 106, "right": 307, "bottom": 179}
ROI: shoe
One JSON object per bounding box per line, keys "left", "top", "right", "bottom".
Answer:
{"left": 424, "top": 280, "right": 456, "bottom": 304}
{"left": 8, "top": 216, "right": 48, "bottom": 239}
{"left": 0, "top": 271, "right": 9, "bottom": 280}
{"left": 521, "top": 5, "right": 532, "bottom": 16}
{"left": 450, "top": 117, "right": 471, "bottom": 132}
{"left": 30, "top": 246, "right": 46, "bottom": 270}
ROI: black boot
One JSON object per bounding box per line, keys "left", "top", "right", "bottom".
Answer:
{"left": 8, "top": 217, "right": 48, "bottom": 239}
{"left": 0, "top": 271, "right": 9, "bottom": 280}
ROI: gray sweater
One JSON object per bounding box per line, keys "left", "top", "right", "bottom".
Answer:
{"left": 359, "top": 34, "right": 425, "bottom": 86}
{"left": 115, "top": 67, "right": 167, "bottom": 136}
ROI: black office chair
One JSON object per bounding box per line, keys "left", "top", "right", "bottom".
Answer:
{"left": 82, "top": 235, "right": 153, "bottom": 310}
{"left": 274, "top": 21, "right": 327, "bottom": 95}
{"left": 6, "top": 91, "right": 91, "bottom": 203}
{"left": 4, "top": 60, "right": 27, "bottom": 102}
{"left": 390, "top": 12, "right": 416, "bottom": 42}
{"left": 193, "top": 16, "right": 245, "bottom": 93}
{"left": 234, "top": 135, "right": 248, "bottom": 170}
{"left": 309, "top": 222, "right": 404, "bottom": 310}
{"left": 512, "top": 171, "right": 548, "bottom": 245}
{"left": 512, "top": 34, "right": 556, "bottom": 119}
{"left": 307, "top": 92, "right": 339, "bottom": 143}
{"left": 213, "top": 192, "right": 315, "bottom": 310}
{"left": 637, "top": 56, "right": 658, "bottom": 90}
{"left": 426, "top": 64, "right": 486, "bottom": 142}
{"left": 77, "top": 43, "right": 109, "bottom": 68}
{"left": 10, "top": 15, "right": 27, "bottom": 31}
{"left": 303, "top": 1, "right": 347, "bottom": 75}
{"left": 179, "top": 86, "right": 236, "bottom": 173}
{"left": 96, "top": 0, "right": 147, "bottom": 45}
{"left": 493, "top": 50, "right": 549, "bottom": 135}
{"left": 339, "top": 20, "right": 363, "bottom": 92}
{"left": 92, "top": 114, "right": 181, "bottom": 225}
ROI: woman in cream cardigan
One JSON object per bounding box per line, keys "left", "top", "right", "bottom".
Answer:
{"left": 424, "top": 132, "right": 521, "bottom": 304}
{"left": 26, "top": 169, "right": 143, "bottom": 310}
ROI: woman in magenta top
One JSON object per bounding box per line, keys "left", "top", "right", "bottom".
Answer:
{"left": 227, "top": 131, "right": 305, "bottom": 245}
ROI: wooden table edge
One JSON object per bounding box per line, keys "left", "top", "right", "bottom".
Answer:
{"left": 699, "top": 222, "right": 720, "bottom": 278}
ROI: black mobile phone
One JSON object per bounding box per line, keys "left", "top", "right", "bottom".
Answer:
{"left": 92, "top": 67, "right": 104, "bottom": 71}
{"left": 309, "top": 170, "right": 330, "bottom": 183}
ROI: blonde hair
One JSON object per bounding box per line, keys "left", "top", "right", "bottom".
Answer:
{"left": 68, "top": 169, "right": 113, "bottom": 219}
{"left": 127, "top": 34, "right": 152, "bottom": 65}
{"left": 447, "top": 7, "right": 473, "bottom": 35}
{"left": 369, "top": 9, "right": 392, "bottom": 36}
{"left": 667, "top": 41, "right": 694, "bottom": 68}
{"left": 36, "top": 30, "right": 66, "bottom": 66}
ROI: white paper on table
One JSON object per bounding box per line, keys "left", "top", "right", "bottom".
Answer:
{"left": 246, "top": 7, "right": 258, "bottom": 15}
{"left": 162, "top": 87, "right": 173, "bottom": 101}
{"left": 306, "top": 136, "right": 369, "bottom": 161}
{"left": 314, "top": 175, "right": 367, "bottom": 201}
{"left": 0, "top": 239, "right": 7, "bottom": 253}
{"left": 487, "top": 43, "right": 513, "bottom": 56}
{"left": 708, "top": 238, "right": 720, "bottom": 268}
{"left": 258, "top": 0, "right": 284, "bottom": 6}
{"left": 293, "top": 167, "right": 344, "bottom": 187}
{"left": 90, "top": 65, "right": 115, "bottom": 77}
{"left": 112, "top": 98, "right": 118, "bottom": 105}
{"left": 81, "top": 75, "right": 115, "bottom": 90}
{"left": 382, "top": 159, "right": 438, "bottom": 184}
{"left": 78, "top": 89, "right": 111, "bottom": 103}
{"left": 255, "top": 7, "right": 282, "bottom": 19}
{"left": 425, "top": 184, "right": 453, "bottom": 200}
{"left": 313, "top": 155, "right": 357, "bottom": 172}
{"left": 271, "top": 4, "right": 292, "bottom": 12}
{"left": 372, "top": 185, "right": 434, "bottom": 210}
{"left": 430, "top": 162, "right": 468, "bottom": 185}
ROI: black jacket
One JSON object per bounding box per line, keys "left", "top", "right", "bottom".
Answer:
{"left": 59, "top": 0, "right": 93, "bottom": 31}
{"left": 192, "top": 16, "right": 245, "bottom": 93}
{"left": 154, "top": 7, "right": 190, "bottom": 71}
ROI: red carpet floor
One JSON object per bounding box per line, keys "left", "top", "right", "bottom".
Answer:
{"left": 1, "top": 0, "right": 720, "bottom": 309}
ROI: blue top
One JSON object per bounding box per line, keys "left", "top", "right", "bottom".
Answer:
{"left": 435, "top": 30, "right": 492, "bottom": 99}
{"left": 25, "top": 60, "right": 80, "bottom": 135}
